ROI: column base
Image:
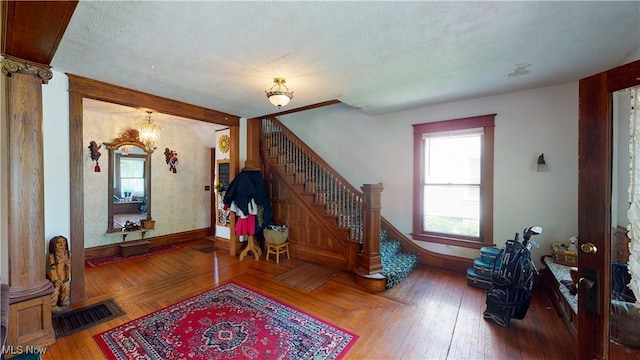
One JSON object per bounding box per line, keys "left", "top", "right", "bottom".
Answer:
{"left": 7, "top": 288, "right": 56, "bottom": 351}
{"left": 353, "top": 268, "right": 386, "bottom": 292}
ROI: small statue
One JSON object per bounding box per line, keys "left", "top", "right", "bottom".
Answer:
{"left": 46, "top": 236, "right": 71, "bottom": 312}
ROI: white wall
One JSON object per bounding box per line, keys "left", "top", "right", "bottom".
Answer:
{"left": 281, "top": 81, "right": 579, "bottom": 261}
{"left": 42, "top": 70, "right": 71, "bottom": 247}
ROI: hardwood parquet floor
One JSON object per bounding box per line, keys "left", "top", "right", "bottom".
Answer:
{"left": 41, "top": 239, "right": 576, "bottom": 360}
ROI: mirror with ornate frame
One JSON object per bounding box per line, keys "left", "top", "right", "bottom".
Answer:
{"left": 104, "top": 128, "right": 154, "bottom": 233}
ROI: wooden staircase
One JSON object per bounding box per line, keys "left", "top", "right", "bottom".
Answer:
{"left": 257, "top": 117, "right": 419, "bottom": 291}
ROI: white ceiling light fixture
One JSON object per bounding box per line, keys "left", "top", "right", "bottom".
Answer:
{"left": 138, "top": 110, "right": 161, "bottom": 152}
{"left": 266, "top": 77, "right": 293, "bottom": 108}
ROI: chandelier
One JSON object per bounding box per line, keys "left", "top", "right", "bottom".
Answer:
{"left": 138, "top": 110, "right": 161, "bottom": 151}
{"left": 265, "top": 77, "right": 293, "bottom": 107}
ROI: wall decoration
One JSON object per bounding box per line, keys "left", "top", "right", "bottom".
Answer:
{"left": 114, "top": 128, "right": 142, "bottom": 145}
{"left": 216, "top": 160, "right": 231, "bottom": 227}
{"left": 217, "top": 201, "right": 230, "bottom": 226}
{"left": 218, "top": 134, "right": 230, "bottom": 154}
{"left": 217, "top": 161, "right": 230, "bottom": 190}
{"left": 214, "top": 182, "right": 226, "bottom": 193}
{"left": 88, "top": 140, "right": 102, "bottom": 172}
{"left": 164, "top": 148, "right": 178, "bottom": 173}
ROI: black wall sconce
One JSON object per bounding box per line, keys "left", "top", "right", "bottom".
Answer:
{"left": 537, "top": 153, "right": 548, "bottom": 172}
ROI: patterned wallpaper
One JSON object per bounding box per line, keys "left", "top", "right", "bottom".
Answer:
{"left": 83, "top": 111, "right": 213, "bottom": 248}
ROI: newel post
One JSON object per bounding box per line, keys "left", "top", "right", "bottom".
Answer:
{"left": 357, "top": 183, "right": 384, "bottom": 276}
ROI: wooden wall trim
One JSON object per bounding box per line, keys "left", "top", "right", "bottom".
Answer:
{"left": 68, "top": 74, "right": 241, "bottom": 304}
{"left": 84, "top": 228, "right": 210, "bottom": 260}
{"left": 578, "top": 70, "right": 612, "bottom": 359}
{"left": 382, "top": 217, "right": 472, "bottom": 274}
{"left": 67, "top": 74, "right": 241, "bottom": 126}
{"left": 577, "top": 60, "right": 640, "bottom": 360}
{"left": 227, "top": 125, "right": 240, "bottom": 256}
{"left": 1, "top": 1, "right": 77, "bottom": 65}
{"left": 68, "top": 91, "right": 85, "bottom": 303}
{"left": 251, "top": 100, "right": 341, "bottom": 120}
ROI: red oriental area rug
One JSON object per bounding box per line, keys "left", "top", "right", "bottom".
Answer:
{"left": 93, "top": 282, "right": 358, "bottom": 360}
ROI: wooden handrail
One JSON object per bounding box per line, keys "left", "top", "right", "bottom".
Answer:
{"left": 260, "top": 117, "right": 364, "bottom": 239}
{"left": 259, "top": 117, "right": 384, "bottom": 277}
{"left": 260, "top": 117, "right": 364, "bottom": 200}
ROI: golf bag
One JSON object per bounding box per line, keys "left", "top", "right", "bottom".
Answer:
{"left": 483, "top": 226, "right": 541, "bottom": 327}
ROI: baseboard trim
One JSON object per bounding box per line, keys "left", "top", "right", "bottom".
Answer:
{"left": 213, "top": 237, "right": 230, "bottom": 251}
{"left": 85, "top": 228, "right": 211, "bottom": 260}
{"left": 382, "top": 218, "right": 474, "bottom": 274}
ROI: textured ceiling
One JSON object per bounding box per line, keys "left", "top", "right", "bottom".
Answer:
{"left": 52, "top": 1, "right": 640, "bottom": 119}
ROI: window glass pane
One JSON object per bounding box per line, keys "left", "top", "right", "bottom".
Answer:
{"left": 413, "top": 115, "right": 494, "bottom": 245}
{"left": 120, "top": 157, "right": 145, "bottom": 197}
{"left": 121, "top": 158, "right": 145, "bottom": 178}
{"left": 121, "top": 179, "right": 145, "bottom": 197}
{"left": 423, "top": 184, "right": 479, "bottom": 237}
{"left": 424, "top": 131, "right": 481, "bottom": 184}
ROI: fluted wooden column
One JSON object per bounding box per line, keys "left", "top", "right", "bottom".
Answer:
{"left": 2, "top": 56, "right": 53, "bottom": 300}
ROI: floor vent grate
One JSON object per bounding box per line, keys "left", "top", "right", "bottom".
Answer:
{"left": 52, "top": 299, "right": 124, "bottom": 338}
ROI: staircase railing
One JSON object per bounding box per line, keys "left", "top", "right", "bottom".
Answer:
{"left": 259, "top": 117, "right": 382, "bottom": 276}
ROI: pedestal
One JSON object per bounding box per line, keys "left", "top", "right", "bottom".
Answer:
{"left": 7, "top": 293, "right": 56, "bottom": 351}
{"left": 239, "top": 235, "right": 261, "bottom": 261}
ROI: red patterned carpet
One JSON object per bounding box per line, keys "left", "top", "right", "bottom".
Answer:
{"left": 94, "top": 282, "right": 358, "bottom": 360}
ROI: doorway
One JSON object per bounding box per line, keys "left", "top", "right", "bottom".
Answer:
{"left": 68, "top": 74, "right": 240, "bottom": 303}
{"left": 577, "top": 60, "right": 640, "bottom": 359}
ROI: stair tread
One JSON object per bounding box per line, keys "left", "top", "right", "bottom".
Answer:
{"left": 379, "top": 233, "right": 420, "bottom": 289}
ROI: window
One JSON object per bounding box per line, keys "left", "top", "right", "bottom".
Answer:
{"left": 413, "top": 114, "right": 495, "bottom": 247}
{"left": 115, "top": 153, "right": 146, "bottom": 199}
